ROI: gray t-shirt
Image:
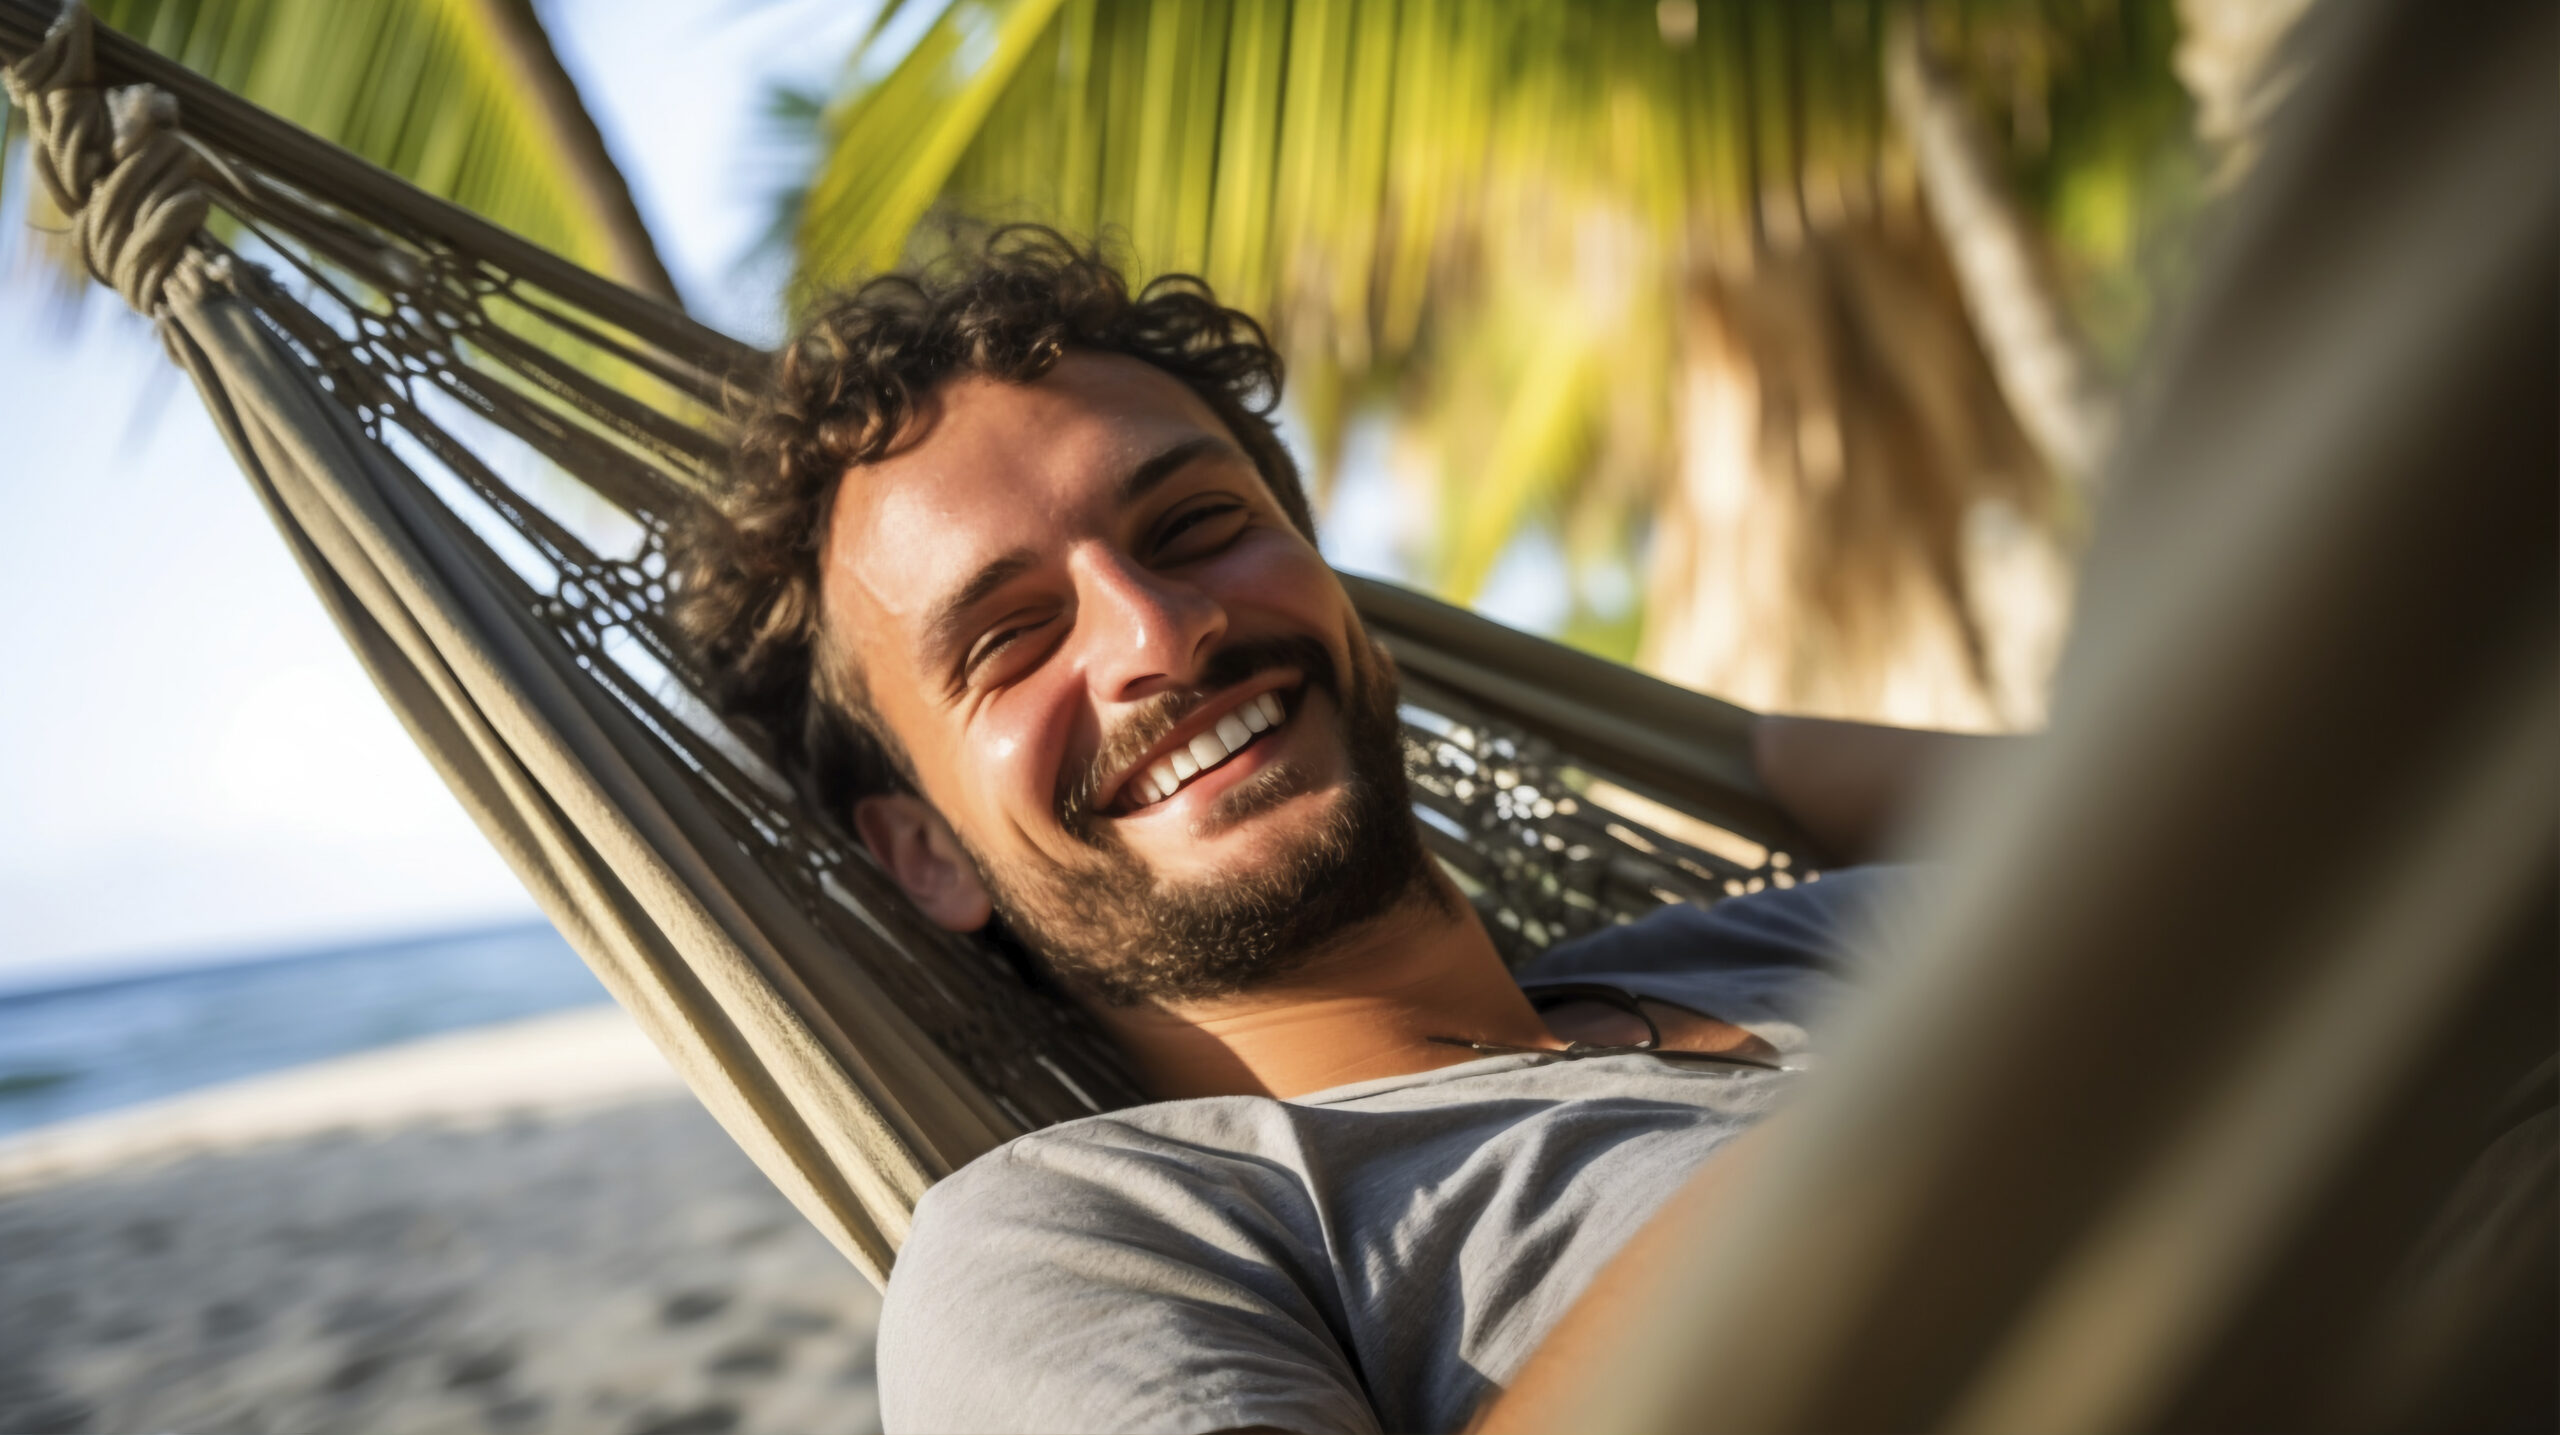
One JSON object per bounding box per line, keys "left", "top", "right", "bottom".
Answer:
{"left": 879, "top": 867, "right": 1920, "bottom": 1434}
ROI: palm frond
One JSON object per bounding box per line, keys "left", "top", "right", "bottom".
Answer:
{"left": 793, "top": 0, "right": 1074, "bottom": 290}
{"left": 791, "top": 0, "right": 2201, "bottom": 725}
{"left": 25, "top": 0, "right": 674, "bottom": 300}
{"left": 794, "top": 1, "right": 1890, "bottom": 503}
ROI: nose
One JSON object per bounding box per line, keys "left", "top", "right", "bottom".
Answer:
{"left": 1069, "top": 542, "right": 1226, "bottom": 702}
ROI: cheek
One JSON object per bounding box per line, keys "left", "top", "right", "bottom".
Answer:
{"left": 969, "top": 679, "right": 1081, "bottom": 836}
{"left": 1206, "top": 529, "right": 1346, "bottom": 631}
{"left": 879, "top": 682, "right": 1056, "bottom": 857}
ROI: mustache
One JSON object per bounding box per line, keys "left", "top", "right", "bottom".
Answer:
{"left": 1056, "top": 634, "right": 1342, "bottom": 834}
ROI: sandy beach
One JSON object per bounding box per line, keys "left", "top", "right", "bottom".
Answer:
{"left": 0, "top": 1007, "right": 883, "bottom": 1435}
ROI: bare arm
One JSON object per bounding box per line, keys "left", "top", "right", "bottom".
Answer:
{"left": 1751, "top": 713, "right": 2016, "bottom": 863}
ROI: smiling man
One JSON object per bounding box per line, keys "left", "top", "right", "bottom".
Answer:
{"left": 677, "top": 227, "right": 1980, "bottom": 1434}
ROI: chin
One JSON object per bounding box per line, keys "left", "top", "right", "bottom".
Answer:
{"left": 1205, "top": 754, "right": 1336, "bottom": 829}
{"left": 1149, "top": 758, "right": 1347, "bottom": 867}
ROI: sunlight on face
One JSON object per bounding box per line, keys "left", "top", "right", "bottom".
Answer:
{"left": 821, "top": 352, "right": 1429, "bottom": 1003}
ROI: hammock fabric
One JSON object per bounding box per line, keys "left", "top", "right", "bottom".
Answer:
{"left": 0, "top": 2, "right": 1826, "bottom": 1286}
{"left": 5, "top": 0, "right": 2550, "bottom": 1426}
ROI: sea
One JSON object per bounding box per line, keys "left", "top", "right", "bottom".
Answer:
{"left": 0, "top": 924, "right": 608, "bottom": 1141}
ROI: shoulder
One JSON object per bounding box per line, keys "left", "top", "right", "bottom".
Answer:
{"left": 895, "top": 1099, "right": 1323, "bottom": 1279}
{"left": 908, "top": 1098, "right": 1324, "bottom": 1235}
{"left": 879, "top": 1102, "right": 1375, "bottom": 1434}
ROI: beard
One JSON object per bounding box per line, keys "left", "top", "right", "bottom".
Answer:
{"left": 966, "top": 629, "right": 1437, "bottom": 1007}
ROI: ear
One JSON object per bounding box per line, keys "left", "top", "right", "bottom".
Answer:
{"left": 852, "top": 792, "right": 995, "bottom": 932}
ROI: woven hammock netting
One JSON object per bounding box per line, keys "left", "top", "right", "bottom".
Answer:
{"left": 7, "top": 0, "right": 2552, "bottom": 1427}
{"left": 0, "top": 1, "right": 1831, "bottom": 1278}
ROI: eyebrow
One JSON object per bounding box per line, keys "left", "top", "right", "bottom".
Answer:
{"left": 920, "top": 434, "right": 1248, "bottom": 667}
{"left": 1118, "top": 434, "right": 1240, "bottom": 508}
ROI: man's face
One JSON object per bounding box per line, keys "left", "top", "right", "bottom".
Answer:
{"left": 822, "top": 351, "right": 1429, "bottom": 1004}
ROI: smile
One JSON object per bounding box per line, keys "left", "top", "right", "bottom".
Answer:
{"left": 1119, "top": 690, "right": 1290, "bottom": 812}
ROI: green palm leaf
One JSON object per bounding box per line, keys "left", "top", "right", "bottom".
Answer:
{"left": 793, "top": 0, "right": 1074, "bottom": 291}
{"left": 791, "top": 1, "right": 1899, "bottom": 593}
{"left": 790, "top": 0, "right": 2198, "bottom": 724}
{"left": 11, "top": 0, "right": 674, "bottom": 302}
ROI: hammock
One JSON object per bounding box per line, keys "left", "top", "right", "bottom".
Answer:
{"left": 0, "top": 2, "right": 1827, "bottom": 1281}
{"left": 5, "top": 0, "right": 2549, "bottom": 1426}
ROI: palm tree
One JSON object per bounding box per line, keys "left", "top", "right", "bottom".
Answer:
{"left": 10, "top": 0, "right": 2212, "bottom": 731}
{"left": 6, "top": 0, "right": 676, "bottom": 303}
{"left": 790, "top": 0, "right": 2204, "bottom": 729}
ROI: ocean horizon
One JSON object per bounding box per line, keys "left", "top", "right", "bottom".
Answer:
{"left": 0, "top": 921, "right": 609, "bottom": 1140}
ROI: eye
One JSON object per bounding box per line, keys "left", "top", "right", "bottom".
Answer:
{"left": 1152, "top": 500, "right": 1249, "bottom": 563}
{"left": 966, "top": 613, "right": 1056, "bottom": 678}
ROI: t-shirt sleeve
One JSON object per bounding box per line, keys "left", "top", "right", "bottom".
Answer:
{"left": 1519, "top": 862, "right": 1934, "bottom": 984}
{"left": 1511, "top": 864, "right": 1937, "bottom": 1039}
{"left": 878, "top": 1124, "right": 1380, "bottom": 1435}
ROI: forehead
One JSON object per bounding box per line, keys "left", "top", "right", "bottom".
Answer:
{"left": 820, "top": 351, "right": 1238, "bottom": 647}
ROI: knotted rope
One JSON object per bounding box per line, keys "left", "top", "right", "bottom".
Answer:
{"left": 4, "top": 3, "right": 209, "bottom": 313}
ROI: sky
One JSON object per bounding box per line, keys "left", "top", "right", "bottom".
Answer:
{"left": 0, "top": 0, "right": 1568, "bottom": 989}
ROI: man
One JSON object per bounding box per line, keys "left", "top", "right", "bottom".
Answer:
{"left": 677, "top": 226, "right": 1986, "bottom": 1433}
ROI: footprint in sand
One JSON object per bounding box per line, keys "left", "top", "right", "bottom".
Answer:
{"left": 659, "top": 1287, "right": 732, "bottom": 1326}
{"left": 708, "top": 1338, "right": 786, "bottom": 1378}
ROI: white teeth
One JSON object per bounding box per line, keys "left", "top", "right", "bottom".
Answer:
{"left": 1126, "top": 691, "right": 1298, "bottom": 810}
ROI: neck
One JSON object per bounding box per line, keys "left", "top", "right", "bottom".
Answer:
{"left": 1087, "top": 871, "right": 1554, "bottom": 1100}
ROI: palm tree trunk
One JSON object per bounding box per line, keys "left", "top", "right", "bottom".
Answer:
{"left": 2175, "top": 0, "right": 2324, "bottom": 182}
{"left": 454, "top": 0, "right": 681, "bottom": 306}
{"left": 1884, "top": 13, "right": 2115, "bottom": 485}
{"left": 1641, "top": 220, "right": 2073, "bottom": 732}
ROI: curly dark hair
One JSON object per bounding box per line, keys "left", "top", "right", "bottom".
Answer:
{"left": 672, "top": 225, "right": 1311, "bottom": 819}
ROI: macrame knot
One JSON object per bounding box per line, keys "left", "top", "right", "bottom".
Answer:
{"left": 2, "top": 4, "right": 211, "bottom": 314}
